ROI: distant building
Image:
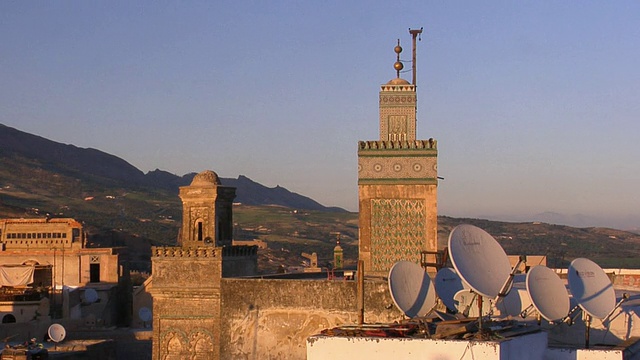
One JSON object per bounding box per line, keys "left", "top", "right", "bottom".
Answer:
{"left": 0, "top": 217, "right": 130, "bottom": 335}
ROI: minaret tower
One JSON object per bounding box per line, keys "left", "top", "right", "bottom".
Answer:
{"left": 178, "top": 170, "right": 236, "bottom": 248}
{"left": 357, "top": 29, "right": 438, "bottom": 276}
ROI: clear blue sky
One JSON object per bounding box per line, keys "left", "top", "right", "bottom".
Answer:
{"left": 1, "top": 2, "right": 638, "bottom": 229}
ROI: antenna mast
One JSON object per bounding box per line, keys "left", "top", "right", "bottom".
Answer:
{"left": 409, "top": 27, "right": 423, "bottom": 86}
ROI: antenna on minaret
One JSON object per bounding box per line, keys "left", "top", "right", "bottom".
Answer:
{"left": 409, "top": 27, "right": 423, "bottom": 86}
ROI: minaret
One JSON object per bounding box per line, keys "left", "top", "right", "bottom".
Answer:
{"left": 357, "top": 30, "right": 438, "bottom": 277}
{"left": 178, "top": 170, "right": 236, "bottom": 248}
{"left": 332, "top": 232, "right": 343, "bottom": 270}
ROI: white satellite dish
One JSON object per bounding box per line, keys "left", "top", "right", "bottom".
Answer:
{"left": 526, "top": 265, "right": 570, "bottom": 322}
{"left": 48, "top": 323, "right": 66, "bottom": 343}
{"left": 568, "top": 258, "right": 615, "bottom": 319}
{"left": 83, "top": 288, "right": 98, "bottom": 304}
{"left": 448, "top": 224, "right": 511, "bottom": 298}
{"left": 388, "top": 261, "right": 437, "bottom": 318}
{"left": 138, "top": 306, "right": 152, "bottom": 322}
{"left": 434, "top": 267, "right": 468, "bottom": 312}
{"left": 495, "top": 274, "right": 527, "bottom": 317}
{"left": 453, "top": 289, "right": 491, "bottom": 317}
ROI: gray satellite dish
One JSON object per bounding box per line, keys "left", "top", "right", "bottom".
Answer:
{"left": 388, "top": 261, "right": 437, "bottom": 318}
{"left": 434, "top": 267, "right": 467, "bottom": 313}
{"left": 495, "top": 274, "right": 527, "bottom": 317}
{"left": 526, "top": 265, "right": 570, "bottom": 322}
{"left": 568, "top": 258, "right": 615, "bottom": 319}
{"left": 138, "top": 306, "right": 152, "bottom": 322}
{"left": 453, "top": 289, "right": 491, "bottom": 317}
{"left": 48, "top": 323, "right": 66, "bottom": 343}
{"left": 448, "top": 224, "right": 511, "bottom": 298}
{"left": 83, "top": 288, "right": 98, "bottom": 304}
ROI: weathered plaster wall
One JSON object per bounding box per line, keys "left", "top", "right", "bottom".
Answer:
{"left": 220, "top": 278, "right": 402, "bottom": 360}
{"left": 150, "top": 247, "right": 222, "bottom": 360}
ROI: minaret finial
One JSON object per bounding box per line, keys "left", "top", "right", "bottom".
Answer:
{"left": 393, "top": 39, "right": 403, "bottom": 78}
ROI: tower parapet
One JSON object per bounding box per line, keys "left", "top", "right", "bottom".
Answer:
{"left": 358, "top": 139, "right": 436, "bottom": 150}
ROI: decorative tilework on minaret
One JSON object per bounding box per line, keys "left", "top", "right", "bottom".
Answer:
{"left": 357, "top": 31, "right": 438, "bottom": 276}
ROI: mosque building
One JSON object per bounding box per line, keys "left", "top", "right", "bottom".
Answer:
{"left": 148, "top": 30, "right": 437, "bottom": 359}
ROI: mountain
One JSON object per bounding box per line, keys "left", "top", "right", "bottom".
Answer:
{"left": 3, "top": 123, "right": 640, "bottom": 273}
{"left": 0, "top": 123, "right": 342, "bottom": 212}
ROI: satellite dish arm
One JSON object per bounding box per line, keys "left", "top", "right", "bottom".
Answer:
{"left": 520, "top": 304, "right": 535, "bottom": 319}
{"left": 495, "top": 255, "right": 527, "bottom": 302}
{"left": 561, "top": 304, "right": 582, "bottom": 326}
{"left": 603, "top": 292, "right": 629, "bottom": 324}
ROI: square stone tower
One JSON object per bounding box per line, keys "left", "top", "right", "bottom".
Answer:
{"left": 357, "top": 38, "right": 438, "bottom": 277}
{"left": 151, "top": 170, "right": 235, "bottom": 359}
{"left": 178, "top": 170, "right": 236, "bottom": 247}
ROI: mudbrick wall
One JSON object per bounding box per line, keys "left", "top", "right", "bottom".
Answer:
{"left": 219, "top": 278, "right": 402, "bottom": 360}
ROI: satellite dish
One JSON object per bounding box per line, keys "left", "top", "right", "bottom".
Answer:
{"left": 138, "top": 306, "right": 152, "bottom": 322}
{"left": 526, "top": 265, "right": 570, "bottom": 322}
{"left": 495, "top": 275, "right": 527, "bottom": 317}
{"left": 48, "top": 323, "right": 66, "bottom": 343}
{"left": 496, "top": 283, "right": 527, "bottom": 316}
{"left": 453, "top": 289, "right": 491, "bottom": 317}
{"left": 388, "top": 261, "right": 437, "bottom": 318}
{"left": 83, "top": 288, "right": 98, "bottom": 304}
{"left": 448, "top": 224, "right": 511, "bottom": 298}
{"left": 434, "top": 267, "right": 467, "bottom": 312}
{"left": 568, "top": 258, "right": 615, "bottom": 319}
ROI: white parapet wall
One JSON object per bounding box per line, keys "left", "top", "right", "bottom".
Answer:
{"left": 545, "top": 347, "right": 626, "bottom": 360}
{"left": 307, "top": 331, "right": 547, "bottom": 360}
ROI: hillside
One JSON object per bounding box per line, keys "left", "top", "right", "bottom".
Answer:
{"left": 2, "top": 123, "right": 640, "bottom": 274}
{"left": 0, "top": 124, "right": 342, "bottom": 212}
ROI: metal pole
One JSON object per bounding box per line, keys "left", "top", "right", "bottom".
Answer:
{"left": 409, "top": 28, "right": 423, "bottom": 86}
{"left": 357, "top": 260, "right": 364, "bottom": 326}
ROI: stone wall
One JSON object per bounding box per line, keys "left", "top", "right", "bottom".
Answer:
{"left": 150, "top": 247, "right": 222, "bottom": 360}
{"left": 219, "top": 277, "right": 402, "bottom": 360}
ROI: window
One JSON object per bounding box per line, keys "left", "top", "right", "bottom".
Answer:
{"left": 2, "top": 314, "right": 16, "bottom": 324}
{"left": 197, "top": 221, "right": 203, "bottom": 241}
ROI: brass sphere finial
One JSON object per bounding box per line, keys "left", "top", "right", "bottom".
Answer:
{"left": 394, "top": 39, "right": 403, "bottom": 78}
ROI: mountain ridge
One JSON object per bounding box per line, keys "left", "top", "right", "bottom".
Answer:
{"left": 0, "top": 123, "right": 342, "bottom": 212}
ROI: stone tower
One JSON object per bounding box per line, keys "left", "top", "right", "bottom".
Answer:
{"left": 151, "top": 170, "right": 236, "bottom": 359}
{"left": 178, "top": 170, "right": 236, "bottom": 247}
{"left": 357, "top": 35, "right": 438, "bottom": 277}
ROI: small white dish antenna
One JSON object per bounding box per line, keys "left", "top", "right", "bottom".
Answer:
{"left": 434, "top": 267, "right": 468, "bottom": 313}
{"left": 448, "top": 224, "right": 511, "bottom": 298}
{"left": 453, "top": 289, "right": 491, "bottom": 317}
{"left": 138, "top": 306, "right": 152, "bottom": 322}
{"left": 526, "top": 265, "right": 570, "bottom": 322}
{"left": 48, "top": 323, "right": 66, "bottom": 343}
{"left": 83, "top": 288, "right": 98, "bottom": 304}
{"left": 568, "top": 258, "right": 615, "bottom": 319}
{"left": 496, "top": 285, "right": 526, "bottom": 317}
{"left": 496, "top": 274, "right": 528, "bottom": 316}
{"left": 388, "top": 261, "right": 437, "bottom": 318}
